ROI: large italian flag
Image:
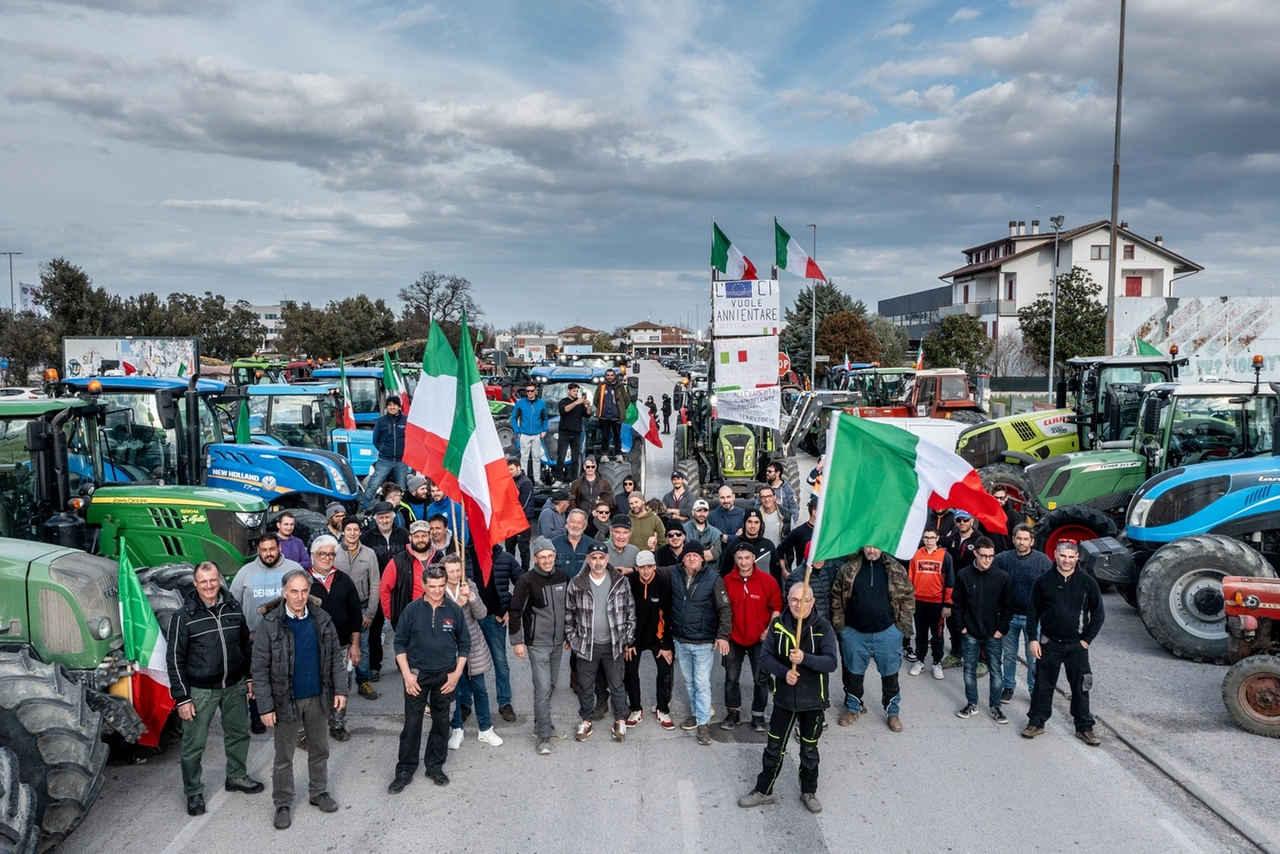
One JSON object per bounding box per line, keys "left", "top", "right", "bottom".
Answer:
{"left": 775, "top": 219, "right": 825, "bottom": 281}
{"left": 811, "top": 414, "right": 1006, "bottom": 561}
{"left": 442, "top": 312, "right": 529, "bottom": 581}
{"left": 383, "top": 349, "right": 410, "bottom": 411}
{"left": 404, "top": 321, "right": 458, "bottom": 496}
{"left": 118, "top": 545, "right": 173, "bottom": 748}
{"left": 625, "top": 400, "right": 662, "bottom": 448}
{"left": 338, "top": 357, "right": 357, "bottom": 430}
{"left": 711, "top": 222, "right": 757, "bottom": 280}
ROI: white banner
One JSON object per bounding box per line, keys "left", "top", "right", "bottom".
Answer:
{"left": 716, "top": 387, "right": 780, "bottom": 429}
{"left": 713, "top": 279, "right": 780, "bottom": 336}
{"left": 19, "top": 283, "right": 41, "bottom": 314}
{"left": 63, "top": 337, "right": 198, "bottom": 378}
{"left": 714, "top": 335, "right": 779, "bottom": 392}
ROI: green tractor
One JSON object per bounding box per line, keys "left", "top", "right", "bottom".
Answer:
{"left": 673, "top": 384, "right": 799, "bottom": 500}
{"left": 0, "top": 396, "right": 267, "bottom": 849}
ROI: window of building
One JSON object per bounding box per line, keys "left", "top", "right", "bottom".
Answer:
{"left": 1123, "top": 244, "right": 1134, "bottom": 260}
{"left": 1006, "top": 276, "right": 1015, "bottom": 300}
{"left": 1090, "top": 245, "right": 1110, "bottom": 261}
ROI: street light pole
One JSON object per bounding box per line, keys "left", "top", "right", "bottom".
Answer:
{"left": 808, "top": 224, "right": 817, "bottom": 388}
{"left": 1047, "top": 216, "right": 1064, "bottom": 402}
{"left": 1104, "top": 0, "right": 1127, "bottom": 355}
{"left": 0, "top": 253, "right": 21, "bottom": 311}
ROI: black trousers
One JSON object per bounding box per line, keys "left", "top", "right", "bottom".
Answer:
{"left": 598, "top": 420, "right": 622, "bottom": 457}
{"left": 368, "top": 609, "right": 385, "bottom": 674}
{"left": 661, "top": 412, "right": 670, "bottom": 433}
{"left": 913, "top": 601, "right": 946, "bottom": 665}
{"left": 724, "top": 640, "right": 769, "bottom": 715}
{"left": 556, "top": 430, "right": 581, "bottom": 481}
{"left": 395, "top": 670, "right": 454, "bottom": 780}
{"left": 506, "top": 529, "right": 531, "bottom": 571}
{"left": 755, "top": 706, "right": 823, "bottom": 796}
{"left": 1028, "top": 639, "right": 1094, "bottom": 731}
{"left": 946, "top": 610, "right": 962, "bottom": 658}
{"left": 624, "top": 646, "right": 673, "bottom": 714}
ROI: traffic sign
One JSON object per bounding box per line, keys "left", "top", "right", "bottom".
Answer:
{"left": 0, "top": 358, "right": 9, "bottom": 370}
{"left": 778, "top": 352, "right": 790, "bottom": 376}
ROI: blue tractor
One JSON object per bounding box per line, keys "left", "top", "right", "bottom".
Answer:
{"left": 529, "top": 366, "right": 646, "bottom": 495}
{"left": 244, "top": 382, "right": 381, "bottom": 478}
{"left": 310, "top": 367, "right": 386, "bottom": 427}
{"left": 59, "top": 376, "right": 358, "bottom": 539}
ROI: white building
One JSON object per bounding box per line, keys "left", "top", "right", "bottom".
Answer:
{"left": 250, "top": 304, "right": 284, "bottom": 350}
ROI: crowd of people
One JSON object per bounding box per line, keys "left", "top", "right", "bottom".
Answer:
{"left": 166, "top": 404, "right": 1105, "bottom": 828}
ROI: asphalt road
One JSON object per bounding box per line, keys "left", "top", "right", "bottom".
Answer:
{"left": 62, "top": 362, "right": 1271, "bottom": 854}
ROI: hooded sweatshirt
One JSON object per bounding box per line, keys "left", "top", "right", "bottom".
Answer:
{"left": 229, "top": 555, "right": 305, "bottom": 633}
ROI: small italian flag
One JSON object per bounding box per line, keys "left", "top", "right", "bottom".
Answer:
{"left": 711, "top": 222, "right": 757, "bottom": 280}
{"left": 811, "top": 414, "right": 1005, "bottom": 560}
{"left": 776, "top": 219, "right": 825, "bottom": 281}
{"left": 338, "top": 356, "right": 356, "bottom": 430}
{"left": 914, "top": 342, "right": 924, "bottom": 371}
{"left": 625, "top": 400, "right": 663, "bottom": 448}
{"left": 382, "top": 349, "right": 410, "bottom": 410}
{"left": 118, "top": 544, "right": 174, "bottom": 748}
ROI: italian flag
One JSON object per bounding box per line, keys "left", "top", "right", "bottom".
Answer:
{"left": 711, "top": 222, "right": 757, "bottom": 280}
{"left": 775, "top": 219, "right": 825, "bottom": 281}
{"left": 442, "top": 312, "right": 529, "bottom": 582}
{"left": 811, "top": 414, "right": 1006, "bottom": 561}
{"left": 625, "top": 400, "right": 662, "bottom": 448}
{"left": 914, "top": 342, "right": 924, "bottom": 371}
{"left": 338, "top": 357, "right": 356, "bottom": 430}
{"left": 118, "top": 545, "right": 173, "bottom": 748}
{"left": 382, "top": 349, "right": 410, "bottom": 410}
{"left": 405, "top": 320, "right": 459, "bottom": 496}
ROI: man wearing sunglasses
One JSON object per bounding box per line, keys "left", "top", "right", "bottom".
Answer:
{"left": 511, "top": 385, "right": 549, "bottom": 483}
{"left": 570, "top": 457, "right": 614, "bottom": 514}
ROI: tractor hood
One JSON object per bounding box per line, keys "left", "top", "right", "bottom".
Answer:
{"left": 1026, "top": 448, "right": 1146, "bottom": 511}
{"left": 1126, "top": 456, "right": 1280, "bottom": 550}
{"left": 206, "top": 444, "right": 358, "bottom": 504}
{"left": 87, "top": 482, "right": 267, "bottom": 513}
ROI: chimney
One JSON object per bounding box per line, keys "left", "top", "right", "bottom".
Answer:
{"left": 1155, "top": 236, "right": 1163, "bottom": 246}
{"left": 1031, "top": 219, "right": 1040, "bottom": 235}
{"left": 1120, "top": 220, "right": 1128, "bottom": 230}
{"left": 1017, "top": 220, "right": 1026, "bottom": 236}
{"left": 1009, "top": 220, "right": 1017, "bottom": 237}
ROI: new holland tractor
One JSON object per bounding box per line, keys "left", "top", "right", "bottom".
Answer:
{"left": 530, "top": 366, "right": 646, "bottom": 495}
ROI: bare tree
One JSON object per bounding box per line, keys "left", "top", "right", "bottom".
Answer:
{"left": 509, "top": 320, "right": 547, "bottom": 335}
{"left": 398, "top": 272, "right": 483, "bottom": 337}
{"left": 991, "top": 327, "right": 1034, "bottom": 377}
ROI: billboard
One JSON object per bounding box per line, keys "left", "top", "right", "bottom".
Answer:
{"left": 1113, "top": 296, "right": 1280, "bottom": 380}
{"left": 713, "top": 279, "right": 781, "bottom": 336}
{"left": 63, "top": 337, "right": 199, "bottom": 379}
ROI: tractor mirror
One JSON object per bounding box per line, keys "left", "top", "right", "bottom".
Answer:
{"left": 1140, "top": 397, "right": 1161, "bottom": 437}
{"left": 301, "top": 405, "right": 315, "bottom": 430}
{"left": 26, "top": 419, "right": 49, "bottom": 452}
{"left": 157, "top": 390, "right": 178, "bottom": 430}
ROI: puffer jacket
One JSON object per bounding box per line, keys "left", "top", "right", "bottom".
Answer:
{"left": 564, "top": 568, "right": 636, "bottom": 659}
{"left": 250, "top": 596, "right": 346, "bottom": 722}
{"left": 448, "top": 581, "right": 492, "bottom": 676}
{"left": 166, "top": 589, "right": 253, "bottom": 705}
{"left": 372, "top": 411, "right": 407, "bottom": 460}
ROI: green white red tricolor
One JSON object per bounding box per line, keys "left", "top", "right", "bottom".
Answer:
{"left": 338, "top": 356, "right": 356, "bottom": 430}
{"left": 625, "top": 400, "right": 663, "bottom": 448}
{"left": 119, "top": 544, "right": 173, "bottom": 748}
{"left": 382, "top": 349, "right": 410, "bottom": 411}
{"left": 775, "top": 219, "right": 825, "bottom": 281}
{"left": 405, "top": 321, "right": 459, "bottom": 496}
{"left": 711, "top": 222, "right": 757, "bottom": 280}
{"left": 810, "top": 414, "right": 1005, "bottom": 560}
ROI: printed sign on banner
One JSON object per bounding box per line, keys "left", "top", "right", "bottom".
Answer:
{"left": 716, "top": 387, "right": 781, "bottom": 430}
{"left": 714, "top": 336, "right": 780, "bottom": 392}
{"left": 713, "top": 279, "right": 780, "bottom": 336}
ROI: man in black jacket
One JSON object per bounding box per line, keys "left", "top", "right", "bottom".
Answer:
{"left": 556, "top": 382, "right": 591, "bottom": 482}
{"left": 952, "top": 537, "right": 1014, "bottom": 724}
{"left": 1023, "top": 540, "right": 1105, "bottom": 745}
{"left": 506, "top": 457, "right": 535, "bottom": 571}
{"left": 475, "top": 543, "right": 525, "bottom": 722}
{"left": 624, "top": 550, "right": 674, "bottom": 729}
{"left": 509, "top": 536, "right": 570, "bottom": 755}
{"left": 168, "top": 561, "right": 262, "bottom": 816}
{"left": 307, "top": 535, "right": 364, "bottom": 742}
{"left": 359, "top": 399, "right": 408, "bottom": 511}
{"left": 360, "top": 501, "right": 409, "bottom": 681}
{"left": 737, "top": 579, "right": 839, "bottom": 814}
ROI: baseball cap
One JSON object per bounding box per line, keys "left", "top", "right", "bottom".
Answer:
{"left": 408, "top": 520, "right": 431, "bottom": 534}
{"left": 670, "top": 470, "right": 685, "bottom": 480}
{"left": 610, "top": 514, "right": 632, "bottom": 529}
{"left": 325, "top": 501, "right": 346, "bottom": 519}
{"left": 807, "top": 493, "right": 819, "bottom": 510}
{"left": 635, "top": 550, "right": 656, "bottom": 566}
{"left": 586, "top": 542, "right": 609, "bottom": 555}
{"left": 371, "top": 501, "right": 396, "bottom": 516}
{"left": 692, "top": 499, "right": 710, "bottom": 511}
{"left": 954, "top": 509, "right": 974, "bottom": 520}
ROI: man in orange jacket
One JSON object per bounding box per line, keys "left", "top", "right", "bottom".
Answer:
{"left": 906, "top": 529, "right": 953, "bottom": 681}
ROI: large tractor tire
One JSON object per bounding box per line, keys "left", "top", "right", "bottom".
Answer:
{"left": 0, "top": 748, "right": 38, "bottom": 854}
{"left": 674, "top": 459, "right": 701, "bottom": 498}
{"left": 0, "top": 651, "right": 108, "bottom": 850}
{"left": 1032, "top": 505, "right": 1117, "bottom": 559}
{"left": 627, "top": 440, "right": 648, "bottom": 497}
{"left": 136, "top": 562, "right": 199, "bottom": 634}
{"left": 599, "top": 460, "right": 632, "bottom": 502}
{"left": 1137, "top": 535, "right": 1276, "bottom": 663}
{"left": 495, "top": 423, "right": 516, "bottom": 458}
{"left": 779, "top": 457, "right": 802, "bottom": 503}
{"left": 978, "top": 463, "right": 1034, "bottom": 516}
{"left": 1222, "top": 655, "right": 1280, "bottom": 738}
{"left": 673, "top": 425, "right": 688, "bottom": 462}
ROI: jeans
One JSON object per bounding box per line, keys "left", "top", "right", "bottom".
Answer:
{"left": 359, "top": 458, "right": 408, "bottom": 509}
{"left": 556, "top": 430, "right": 582, "bottom": 481}
{"left": 624, "top": 647, "right": 673, "bottom": 714}
{"left": 527, "top": 644, "right": 563, "bottom": 739}
{"left": 962, "top": 634, "right": 1005, "bottom": 709}
{"left": 724, "top": 640, "right": 769, "bottom": 715}
{"left": 755, "top": 707, "right": 823, "bottom": 796}
{"left": 673, "top": 641, "right": 715, "bottom": 725}
{"left": 1002, "top": 614, "right": 1036, "bottom": 695}
{"left": 839, "top": 624, "right": 903, "bottom": 717}
{"left": 479, "top": 615, "right": 513, "bottom": 707}
{"left": 271, "top": 695, "right": 329, "bottom": 808}
{"left": 451, "top": 671, "right": 492, "bottom": 731}
{"left": 179, "top": 682, "right": 250, "bottom": 796}
{"left": 575, "top": 647, "right": 627, "bottom": 721}
{"left": 395, "top": 670, "right": 455, "bottom": 780}
{"left": 517, "top": 433, "right": 542, "bottom": 481}
{"left": 1028, "top": 639, "right": 1094, "bottom": 731}
{"left": 505, "top": 531, "right": 530, "bottom": 572}
{"left": 356, "top": 626, "right": 372, "bottom": 684}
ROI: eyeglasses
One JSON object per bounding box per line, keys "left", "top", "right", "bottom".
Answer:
{"left": 315, "top": 551, "right": 337, "bottom": 557}
{"left": 526, "top": 389, "right": 537, "bottom": 394}
{"left": 976, "top": 552, "right": 995, "bottom": 559}
{"left": 668, "top": 531, "right": 685, "bottom": 537}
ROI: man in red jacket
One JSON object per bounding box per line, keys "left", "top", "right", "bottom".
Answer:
{"left": 906, "top": 530, "right": 953, "bottom": 681}
{"left": 720, "top": 541, "right": 782, "bottom": 732}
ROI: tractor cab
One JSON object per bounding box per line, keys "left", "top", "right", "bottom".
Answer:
{"left": 230, "top": 357, "right": 286, "bottom": 389}
{"left": 310, "top": 367, "right": 385, "bottom": 427}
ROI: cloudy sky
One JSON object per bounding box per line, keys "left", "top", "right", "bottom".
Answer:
{"left": 2, "top": 0, "right": 1278, "bottom": 331}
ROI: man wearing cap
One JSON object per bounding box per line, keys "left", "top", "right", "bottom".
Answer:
{"left": 565, "top": 542, "right": 636, "bottom": 743}
{"left": 570, "top": 456, "right": 614, "bottom": 515}
{"left": 605, "top": 515, "right": 640, "bottom": 572}
{"left": 721, "top": 541, "right": 783, "bottom": 733}
{"left": 707, "top": 485, "right": 745, "bottom": 544}
{"left": 720, "top": 510, "right": 784, "bottom": 593}
{"left": 506, "top": 458, "right": 535, "bottom": 572}
{"left": 361, "top": 501, "right": 408, "bottom": 681}
{"left": 654, "top": 521, "right": 687, "bottom": 568}
{"left": 624, "top": 550, "right": 674, "bottom": 728}
{"left": 335, "top": 518, "right": 381, "bottom": 700}
{"left": 360, "top": 398, "right": 407, "bottom": 511}
{"left": 510, "top": 382, "right": 549, "bottom": 483}
{"left": 942, "top": 510, "right": 981, "bottom": 668}
{"left": 322, "top": 502, "right": 346, "bottom": 542}
{"left": 399, "top": 475, "right": 432, "bottom": 526}
{"left": 669, "top": 546, "right": 732, "bottom": 746}
{"left": 538, "top": 491, "right": 571, "bottom": 540}
{"left": 684, "top": 500, "right": 723, "bottom": 563}
{"left": 662, "top": 470, "right": 696, "bottom": 524}
{"left": 379, "top": 520, "right": 436, "bottom": 629}
{"left": 509, "top": 537, "right": 570, "bottom": 755}
{"left": 627, "top": 492, "right": 665, "bottom": 552}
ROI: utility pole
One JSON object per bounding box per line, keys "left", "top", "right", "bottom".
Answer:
{"left": 1104, "top": 0, "right": 1127, "bottom": 355}
{"left": 808, "top": 224, "right": 817, "bottom": 388}
{"left": 1047, "top": 216, "right": 1064, "bottom": 402}
{"left": 0, "top": 252, "right": 21, "bottom": 311}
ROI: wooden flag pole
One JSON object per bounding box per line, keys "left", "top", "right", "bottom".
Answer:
{"left": 790, "top": 563, "right": 814, "bottom": 675}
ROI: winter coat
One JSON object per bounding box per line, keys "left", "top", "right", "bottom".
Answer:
{"left": 628, "top": 509, "right": 666, "bottom": 551}
{"left": 476, "top": 546, "right": 525, "bottom": 617}
{"left": 571, "top": 474, "right": 614, "bottom": 513}
{"left": 166, "top": 589, "right": 253, "bottom": 704}
{"left": 250, "top": 596, "right": 346, "bottom": 722}
{"left": 335, "top": 541, "right": 381, "bottom": 619}
{"left": 309, "top": 569, "right": 364, "bottom": 646}
{"left": 448, "top": 581, "right": 492, "bottom": 676}
{"left": 952, "top": 565, "right": 1014, "bottom": 641}
{"left": 760, "top": 610, "right": 839, "bottom": 712}
{"left": 593, "top": 379, "right": 631, "bottom": 422}
{"left": 372, "top": 411, "right": 407, "bottom": 461}
{"left": 830, "top": 552, "right": 915, "bottom": 637}
{"left": 786, "top": 559, "right": 840, "bottom": 622}
{"left": 509, "top": 566, "right": 569, "bottom": 648}
{"left": 564, "top": 568, "right": 636, "bottom": 660}
{"left": 627, "top": 568, "right": 673, "bottom": 651}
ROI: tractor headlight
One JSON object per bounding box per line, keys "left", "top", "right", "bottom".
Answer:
{"left": 96, "top": 618, "right": 112, "bottom": 640}
{"left": 236, "top": 511, "right": 265, "bottom": 528}
{"left": 1128, "top": 498, "right": 1153, "bottom": 528}
{"left": 331, "top": 469, "right": 349, "bottom": 493}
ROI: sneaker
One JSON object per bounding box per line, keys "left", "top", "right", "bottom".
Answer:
{"left": 250, "top": 718, "right": 267, "bottom": 735}
{"left": 838, "top": 710, "right": 858, "bottom": 726}
{"left": 186, "top": 794, "right": 206, "bottom": 816}
{"left": 626, "top": 709, "right": 643, "bottom": 726}
{"left": 1001, "top": 687, "right": 1015, "bottom": 703}
{"left": 932, "top": 663, "right": 944, "bottom": 680}
{"left": 535, "top": 738, "right": 552, "bottom": 755}
{"left": 956, "top": 703, "right": 979, "bottom": 719}
{"left": 719, "top": 709, "right": 740, "bottom": 730}
{"left": 1021, "top": 724, "right": 1044, "bottom": 739}
{"left": 737, "top": 790, "right": 775, "bottom": 808}
{"left": 751, "top": 715, "right": 767, "bottom": 733}
{"left": 273, "top": 806, "right": 291, "bottom": 830}
{"left": 448, "top": 727, "right": 464, "bottom": 750}
{"left": 500, "top": 704, "right": 517, "bottom": 722}
{"left": 680, "top": 715, "right": 698, "bottom": 731}
{"left": 991, "top": 707, "right": 1009, "bottom": 725}
{"left": 695, "top": 724, "right": 712, "bottom": 745}
{"left": 611, "top": 720, "right": 627, "bottom": 741}
{"left": 575, "top": 720, "right": 594, "bottom": 741}
{"left": 655, "top": 710, "right": 675, "bottom": 729}
{"left": 478, "top": 728, "right": 504, "bottom": 746}
{"left": 358, "top": 682, "right": 379, "bottom": 700}
{"left": 329, "top": 727, "right": 350, "bottom": 742}
{"left": 592, "top": 699, "right": 610, "bottom": 721}
{"left": 976, "top": 662, "right": 988, "bottom": 678}
{"left": 886, "top": 715, "right": 903, "bottom": 733}
{"left": 904, "top": 650, "right": 918, "bottom": 663}
{"left": 1076, "top": 729, "right": 1101, "bottom": 747}
{"left": 370, "top": 670, "right": 381, "bottom": 682}
{"left": 908, "top": 661, "right": 924, "bottom": 677}
{"left": 224, "top": 776, "right": 264, "bottom": 794}
{"left": 941, "top": 654, "right": 961, "bottom": 669}
{"left": 800, "top": 793, "right": 823, "bottom": 814}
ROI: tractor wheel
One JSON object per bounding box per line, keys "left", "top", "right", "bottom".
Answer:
{"left": 673, "top": 425, "right": 687, "bottom": 461}
{"left": 136, "top": 563, "right": 199, "bottom": 633}
{"left": 0, "top": 747, "right": 38, "bottom": 854}
{"left": 1115, "top": 583, "right": 1139, "bottom": 610}
{"left": 627, "top": 440, "right": 647, "bottom": 497}
{"left": 780, "top": 457, "right": 802, "bottom": 503}
{"left": 288, "top": 508, "right": 330, "bottom": 544}
{"left": 0, "top": 651, "right": 108, "bottom": 850}
{"left": 1032, "top": 505, "right": 1117, "bottom": 559}
{"left": 495, "top": 423, "right": 516, "bottom": 458}
{"left": 1137, "top": 535, "right": 1276, "bottom": 664}
{"left": 978, "top": 463, "right": 1033, "bottom": 516}
{"left": 599, "top": 460, "right": 632, "bottom": 501}
{"left": 674, "top": 459, "right": 701, "bottom": 498}
{"left": 1222, "top": 655, "right": 1280, "bottom": 738}
{"left": 811, "top": 426, "right": 827, "bottom": 457}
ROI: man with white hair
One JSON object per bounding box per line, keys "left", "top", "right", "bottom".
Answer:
{"left": 308, "top": 534, "right": 364, "bottom": 742}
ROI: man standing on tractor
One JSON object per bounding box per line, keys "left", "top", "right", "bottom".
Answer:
{"left": 593, "top": 368, "right": 630, "bottom": 462}
{"left": 556, "top": 382, "right": 591, "bottom": 483}
{"left": 359, "top": 399, "right": 407, "bottom": 512}
{"left": 511, "top": 383, "right": 549, "bottom": 483}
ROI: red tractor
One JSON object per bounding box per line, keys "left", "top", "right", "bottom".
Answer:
{"left": 1223, "top": 575, "right": 1280, "bottom": 737}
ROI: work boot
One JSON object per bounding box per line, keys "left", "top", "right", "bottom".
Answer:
{"left": 886, "top": 715, "right": 903, "bottom": 733}
{"left": 838, "top": 710, "right": 858, "bottom": 726}
{"left": 719, "top": 709, "right": 740, "bottom": 730}
{"left": 224, "top": 776, "right": 264, "bottom": 794}
{"left": 737, "top": 790, "right": 775, "bottom": 808}
{"left": 500, "top": 704, "right": 517, "bottom": 722}
{"left": 329, "top": 727, "right": 349, "bottom": 742}
{"left": 751, "top": 715, "right": 767, "bottom": 733}
{"left": 358, "top": 682, "right": 379, "bottom": 700}
{"left": 1076, "top": 729, "right": 1101, "bottom": 746}
{"left": 309, "top": 793, "right": 338, "bottom": 813}
{"left": 800, "top": 793, "right": 823, "bottom": 814}
{"left": 696, "top": 724, "right": 713, "bottom": 745}
{"left": 186, "top": 794, "right": 206, "bottom": 816}
{"left": 273, "top": 806, "right": 291, "bottom": 830}
{"left": 1021, "top": 725, "right": 1044, "bottom": 739}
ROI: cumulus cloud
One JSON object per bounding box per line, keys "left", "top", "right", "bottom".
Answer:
{"left": 885, "top": 84, "right": 958, "bottom": 113}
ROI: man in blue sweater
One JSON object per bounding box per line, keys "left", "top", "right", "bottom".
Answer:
{"left": 510, "top": 383, "right": 549, "bottom": 482}
{"left": 992, "top": 524, "right": 1052, "bottom": 701}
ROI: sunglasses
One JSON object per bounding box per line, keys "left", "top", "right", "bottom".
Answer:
{"left": 584, "top": 464, "right": 596, "bottom": 469}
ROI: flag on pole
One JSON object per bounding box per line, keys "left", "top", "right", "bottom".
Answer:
{"left": 624, "top": 400, "right": 663, "bottom": 448}
{"left": 383, "top": 350, "right": 410, "bottom": 410}
{"left": 442, "top": 312, "right": 530, "bottom": 582}
{"left": 1136, "top": 338, "right": 1162, "bottom": 357}
{"left": 775, "top": 219, "right": 825, "bottom": 281}
{"left": 843, "top": 351, "right": 851, "bottom": 371}
{"left": 914, "top": 341, "right": 924, "bottom": 371}
{"left": 118, "top": 544, "right": 173, "bottom": 748}
{"left": 711, "top": 223, "right": 758, "bottom": 280}
{"left": 404, "top": 321, "right": 459, "bottom": 496}
{"left": 811, "top": 414, "right": 1006, "bottom": 561}
{"left": 235, "top": 398, "right": 252, "bottom": 444}
{"left": 338, "top": 356, "right": 356, "bottom": 430}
